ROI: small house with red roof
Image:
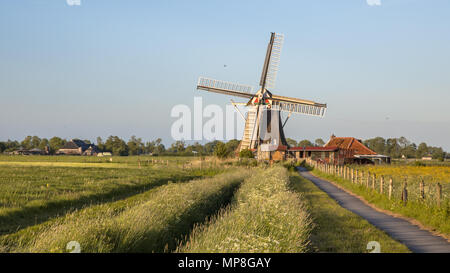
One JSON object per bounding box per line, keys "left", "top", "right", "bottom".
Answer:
{"left": 288, "top": 135, "right": 390, "bottom": 165}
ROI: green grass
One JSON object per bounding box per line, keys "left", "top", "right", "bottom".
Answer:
{"left": 288, "top": 171, "right": 410, "bottom": 253}
{"left": 0, "top": 169, "right": 250, "bottom": 253}
{"left": 178, "top": 166, "right": 312, "bottom": 253}
{"left": 0, "top": 158, "right": 223, "bottom": 236}
{"left": 310, "top": 168, "right": 450, "bottom": 237}
{"left": 0, "top": 154, "right": 196, "bottom": 164}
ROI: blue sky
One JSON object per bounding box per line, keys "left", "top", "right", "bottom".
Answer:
{"left": 0, "top": 0, "right": 449, "bottom": 150}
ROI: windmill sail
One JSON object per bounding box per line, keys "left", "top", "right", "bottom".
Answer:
{"left": 277, "top": 102, "right": 326, "bottom": 117}
{"left": 260, "top": 33, "right": 284, "bottom": 90}
{"left": 197, "top": 77, "right": 255, "bottom": 99}
{"left": 271, "top": 94, "right": 327, "bottom": 117}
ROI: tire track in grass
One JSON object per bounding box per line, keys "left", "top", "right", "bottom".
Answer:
{"left": 0, "top": 169, "right": 250, "bottom": 253}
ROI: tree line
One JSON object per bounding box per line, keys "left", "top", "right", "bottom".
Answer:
{"left": 0, "top": 136, "right": 241, "bottom": 157}
{"left": 362, "top": 136, "right": 446, "bottom": 160}
{"left": 0, "top": 135, "right": 446, "bottom": 159}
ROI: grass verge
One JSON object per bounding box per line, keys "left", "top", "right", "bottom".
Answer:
{"left": 178, "top": 166, "right": 312, "bottom": 253}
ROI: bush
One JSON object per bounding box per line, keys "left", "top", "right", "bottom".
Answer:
{"left": 213, "top": 142, "right": 230, "bottom": 159}
{"left": 239, "top": 149, "right": 254, "bottom": 159}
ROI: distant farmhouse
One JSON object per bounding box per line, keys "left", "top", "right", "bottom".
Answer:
{"left": 11, "top": 147, "right": 49, "bottom": 155}
{"left": 289, "top": 135, "right": 390, "bottom": 165}
{"left": 57, "top": 139, "right": 99, "bottom": 156}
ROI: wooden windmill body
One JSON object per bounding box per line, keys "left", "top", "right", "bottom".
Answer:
{"left": 197, "top": 33, "right": 327, "bottom": 160}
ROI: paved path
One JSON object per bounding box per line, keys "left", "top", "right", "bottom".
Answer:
{"left": 297, "top": 167, "right": 450, "bottom": 253}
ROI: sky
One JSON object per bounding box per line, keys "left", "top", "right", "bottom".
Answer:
{"left": 0, "top": 0, "right": 449, "bottom": 150}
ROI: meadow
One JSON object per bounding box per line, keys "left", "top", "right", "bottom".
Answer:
{"left": 0, "top": 155, "right": 412, "bottom": 253}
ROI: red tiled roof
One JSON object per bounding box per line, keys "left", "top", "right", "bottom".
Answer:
{"left": 289, "top": 146, "right": 339, "bottom": 152}
{"left": 324, "top": 137, "right": 376, "bottom": 155}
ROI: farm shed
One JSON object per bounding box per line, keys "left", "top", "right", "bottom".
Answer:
{"left": 324, "top": 135, "right": 390, "bottom": 164}
{"left": 57, "top": 139, "right": 100, "bottom": 156}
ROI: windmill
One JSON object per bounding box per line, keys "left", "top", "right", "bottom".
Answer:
{"left": 196, "top": 32, "right": 327, "bottom": 160}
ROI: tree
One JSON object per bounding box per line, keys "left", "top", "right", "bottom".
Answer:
{"left": 398, "top": 136, "right": 410, "bottom": 149}
{"left": 186, "top": 142, "right": 205, "bottom": 155}
{"left": 168, "top": 141, "right": 186, "bottom": 153}
{"left": 363, "top": 137, "right": 386, "bottom": 155}
{"left": 225, "top": 139, "right": 240, "bottom": 155}
{"left": 153, "top": 138, "right": 165, "bottom": 154}
{"left": 386, "top": 138, "right": 401, "bottom": 158}
{"left": 416, "top": 142, "right": 428, "bottom": 158}
{"left": 49, "top": 137, "right": 66, "bottom": 154}
{"left": 297, "top": 139, "right": 313, "bottom": 147}
{"left": 214, "top": 141, "right": 230, "bottom": 159}
{"left": 286, "top": 138, "right": 297, "bottom": 147}
{"left": 127, "top": 135, "right": 144, "bottom": 155}
{"left": 21, "top": 136, "right": 32, "bottom": 149}
{"left": 314, "top": 138, "right": 325, "bottom": 147}
{"left": 38, "top": 138, "right": 49, "bottom": 151}
{"left": 97, "top": 137, "right": 105, "bottom": 152}
{"left": 401, "top": 143, "right": 417, "bottom": 158}
{"left": 31, "top": 136, "right": 41, "bottom": 148}
{"left": 104, "top": 136, "right": 128, "bottom": 156}
{"left": 0, "top": 142, "right": 5, "bottom": 153}
{"left": 430, "top": 147, "right": 444, "bottom": 161}
{"left": 203, "top": 140, "right": 221, "bottom": 154}
{"left": 3, "top": 140, "right": 19, "bottom": 152}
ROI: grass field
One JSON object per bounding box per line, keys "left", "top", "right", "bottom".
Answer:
{"left": 0, "top": 155, "right": 222, "bottom": 237}
{"left": 1, "top": 170, "right": 249, "bottom": 252}
{"left": 0, "top": 155, "right": 429, "bottom": 253}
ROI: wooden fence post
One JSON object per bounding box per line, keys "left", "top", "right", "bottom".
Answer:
{"left": 355, "top": 169, "right": 359, "bottom": 184}
{"left": 380, "top": 175, "right": 384, "bottom": 194}
{"left": 372, "top": 173, "right": 376, "bottom": 190}
{"left": 366, "top": 172, "right": 370, "bottom": 188}
{"left": 402, "top": 181, "right": 408, "bottom": 206}
{"left": 436, "top": 183, "right": 442, "bottom": 208}
{"left": 419, "top": 180, "right": 425, "bottom": 201}
{"left": 388, "top": 178, "right": 393, "bottom": 200}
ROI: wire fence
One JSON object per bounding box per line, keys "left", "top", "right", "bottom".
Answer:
{"left": 306, "top": 158, "right": 448, "bottom": 208}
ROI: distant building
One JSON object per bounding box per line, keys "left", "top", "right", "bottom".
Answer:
{"left": 11, "top": 147, "right": 49, "bottom": 155}
{"left": 57, "top": 139, "right": 99, "bottom": 156}
{"left": 421, "top": 155, "right": 433, "bottom": 161}
{"left": 97, "top": 152, "right": 112, "bottom": 157}
{"left": 324, "top": 135, "right": 390, "bottom": 164}
{"left": 288, "top": 135, "right": 390, "bottom": 165}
